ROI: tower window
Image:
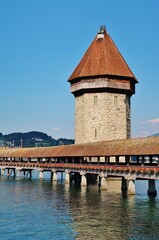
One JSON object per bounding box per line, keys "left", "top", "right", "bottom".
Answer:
{"left": 95, "top": 128, "right": 97, "bottom": 140}
{"left": 94, "top": 95, "right": 97, "bottom": 106}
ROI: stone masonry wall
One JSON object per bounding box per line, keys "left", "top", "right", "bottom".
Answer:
{"left": 75, "top": 92, "right": 131, "bottom": 144}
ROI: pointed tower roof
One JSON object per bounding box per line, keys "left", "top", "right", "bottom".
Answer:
{"left": 68, "top": 26, "right": 138, "bottom": 83}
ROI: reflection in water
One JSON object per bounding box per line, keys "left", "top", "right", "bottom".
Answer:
{"left": 65, "top": 181, "right": 159, "bottom": 240}
{"left": 131, "top": 197, "right": 159, "bottom": 240}
{"left": 0, "top": 178, "right": 76, "bottom": 240}
{"left": 0, "top": 177, "right": 159, "bottom": 239}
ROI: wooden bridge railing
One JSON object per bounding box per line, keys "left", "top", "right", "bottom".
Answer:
{"left": 0, "top": 162, "right": 159, "bottom": 175}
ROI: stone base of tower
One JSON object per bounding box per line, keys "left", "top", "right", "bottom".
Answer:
{"left": 75, "top": 92, "right": 131, "bottom": 144}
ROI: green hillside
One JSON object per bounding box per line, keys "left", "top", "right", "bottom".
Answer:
{"left": 0, "top": 131, "right": 74, "bottom": 148}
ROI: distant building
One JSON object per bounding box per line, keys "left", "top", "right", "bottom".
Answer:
{"left": 68, "top": 26, "right": 138, "bottom": 144}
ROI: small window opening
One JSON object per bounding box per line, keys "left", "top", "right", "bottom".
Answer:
{"left": 94, "top": 95, "right": 97, "bottom": 106}
{"left": 95, "top": 128, "right": 97, "bottom": 140}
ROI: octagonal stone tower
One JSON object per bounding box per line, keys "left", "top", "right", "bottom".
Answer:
{"left": 68, "top": 26, "right": 138, "bottom": 144}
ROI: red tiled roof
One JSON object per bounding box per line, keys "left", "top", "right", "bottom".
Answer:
{"left": 68, "top": 28, "right": 138, "bottom": 83}
{"left": 0, "top": 137, "right": 159, "bottom": 158}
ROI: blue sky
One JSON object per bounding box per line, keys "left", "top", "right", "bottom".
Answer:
{"left": 0, "top": 0, "right": 159, "bottom": 139}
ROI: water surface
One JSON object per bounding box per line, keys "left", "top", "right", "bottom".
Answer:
{"left": 0, "top": 176, "right": 159, "bottom": 239}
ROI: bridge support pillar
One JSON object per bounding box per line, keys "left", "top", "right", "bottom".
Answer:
{"left": 61, "top": 172, "right": 64, "bottom": 180}
{"left": 29, "top": 170, "right": 32, "bottom": 178}
{"left": 128, "top": 179, "right": 135, "bottom": 195}
{"left": 39, "top": 170, "right": 44, "bottom": 179}
{"left": 24, "top": 170, "right": 32, "bottom": 178}
{"left": 121, "top": 177, "right": 127, "bottom": 193}
{"left": 70, "top": 173, "right": 73, "bottom": 183}
{"left": 1, "top": 168, "right": 5, "bottom": 176}
{"left": 99, "top": 176, "right": 107, "bottom": 190}
{"left": 13, "top": 169, "right": 16, "bottom": 178}
{"left": 65, "top": 171, "right": 70, "bottom": 184}
{"left": 148, "top": 179, "right": 157, "bottom": 197}
{"left": 51, "top": 170, "right": 57, "bottom": 181}
{"left": 80, "top": 172, "right": 87, "bottom": 186}
{"left": 7, "top": 169, "right": 16, "bottom": 178}
{"left": 23, "top": 170, "right": 26, "bottom": 178}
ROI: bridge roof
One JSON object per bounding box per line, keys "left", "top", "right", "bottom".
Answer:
{"left": 68, "top": 27, "right": 138, "bottom": 83}
{"left": 0, "top": 137, "right": 159, "bottom": 158}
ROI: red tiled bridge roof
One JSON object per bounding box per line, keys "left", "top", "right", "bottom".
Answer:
{"left": 0, "top": 137, "right": 159, "bottom": 158}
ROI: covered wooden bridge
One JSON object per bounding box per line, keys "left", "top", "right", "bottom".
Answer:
{"left": 0, "top": 136, "right": 159, "bottom": 196}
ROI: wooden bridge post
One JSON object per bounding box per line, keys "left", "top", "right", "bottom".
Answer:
{"left": 142, "top": 156, "right": 144, "bottom": 166}
{"left": 7, "top": 169, "right": 10, "bottom": 176}
{"left": 24, "top": 170, "right": 32, "bottom": 179}
{"left": 125, "top": 156, "right": 130, "bottom": 165}
{"left": 116, "top": 156, "right": 119, "bottom": 165}
{"left": 147, "top": 179, "right": 157, "bottom": 197}
{"left": 23, "top": 170, "right": 26, "bottom": 178}
{"left": 7, "top": 169, "right": 15, "bottom": 178}
{"left": 13, "top": 169, "right": 16, "bottom": 178}
{"left": 107, "top": 156, "right": 110, "bottom": 164}
{"left": 79, "top": 157, "right": 83, "bottom": 164}
{"left": 105, "top": 156, "right": 108, "bottom": 165}
{"left": 29, "top": 170, "right": 32, "bottom": 178}
{"left": 137, "top": 156, "right": 140, "bottom": 165}
{"left": 149, "top": 156, "right": 153, "bottom": 165}
{"left": 121, "top": 177, "right": 128, "bottom": 193}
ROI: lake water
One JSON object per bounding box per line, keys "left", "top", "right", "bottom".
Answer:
{"left": 0, "top": 174, "right": 159, "bottom": 240}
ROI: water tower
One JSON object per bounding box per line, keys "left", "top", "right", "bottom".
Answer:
{"left": 68, "top": 26, "right": 138, "bottom": 144}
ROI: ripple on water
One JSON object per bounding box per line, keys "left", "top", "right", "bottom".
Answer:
{"left": 0, "top": 178, "right": 159, "bottom": 239}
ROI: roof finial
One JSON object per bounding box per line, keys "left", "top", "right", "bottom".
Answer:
{"left": 99, "top": 25, "right": 106, "bottom": 33}
{"left": 97, "top": 25, "right": 106, "bottom": 40}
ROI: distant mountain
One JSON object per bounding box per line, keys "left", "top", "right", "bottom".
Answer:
{"left": 153, "top": 133, "right": 159, "bottom": 137}
{"left": 149, "top": 133, "right": 159, "bottom": 137}
{"left": 0, "top": 131, "right": 74, "bottom": 148}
